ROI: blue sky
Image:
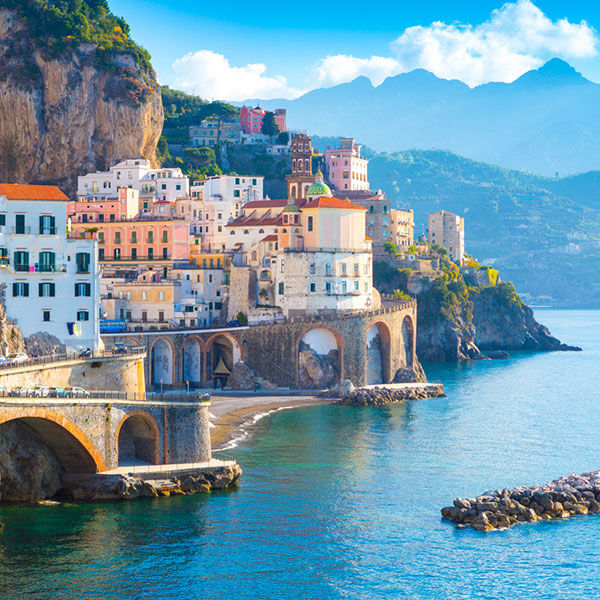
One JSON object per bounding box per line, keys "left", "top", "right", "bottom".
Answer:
{"left": 110, "top": 0, "right": 600, "bottom": 100}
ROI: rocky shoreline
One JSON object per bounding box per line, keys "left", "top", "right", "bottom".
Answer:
{"left": 57, "top": 464, "right": 242, "bottom": 502}
{"left": 442, "top": 470, "right": 600, "bottom": 531}
{"left": 333, "top": 381, "right": 445, "bottom": 406}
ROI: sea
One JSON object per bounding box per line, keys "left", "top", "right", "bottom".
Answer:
{"left": 1, "top": 309, "right": 600, "bottom": 599}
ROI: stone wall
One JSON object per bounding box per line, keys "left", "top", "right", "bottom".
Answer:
{"left": 0, "top": 354, "right": 146, "bottom": 395}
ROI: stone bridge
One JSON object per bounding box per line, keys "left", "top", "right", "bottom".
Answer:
{"left": 103, "top": 299, "right": 418, "bottom": 390}
{"left": 0, "top": 396, "right": 211, "bottom": 475}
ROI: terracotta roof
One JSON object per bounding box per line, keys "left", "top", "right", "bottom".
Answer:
{"left": 0, "top": 183, "right": 69, "bottom": 201}
{"left": 303, "top": 196, "right": 367, "bottom": 211}
{"left": 261, "top": 234, "right": 278, "bottom": 242}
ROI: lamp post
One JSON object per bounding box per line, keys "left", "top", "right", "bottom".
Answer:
{"left": 186, "top": 380, "right": 190, "bottom": 395}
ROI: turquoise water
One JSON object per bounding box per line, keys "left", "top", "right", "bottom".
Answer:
{"left": 2, "top": 309, "right": 600, "bottom": 599}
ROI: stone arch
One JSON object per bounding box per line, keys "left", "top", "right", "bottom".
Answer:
{"left": 297, "top": 325, "right": 343, "bottom": 389}
{"left": 182, "top": 335, "right": 204, "bottom": 386}
{"left": 151, "top": 336, "right": 174, "bottom": 386}
{"left": 116, "top": 411, "right": 159, "bottom": 467}
{"left": 206, "top": 333, "right": 241, "bottom": 388}
{"left": 402, "top": 315, "right": 415, "bottom": 367}
{"left": 366, "top": 320, "right": 392, "bottom": 385}
{"left": 0, "top": 409, "right": 106, "bottom": 473}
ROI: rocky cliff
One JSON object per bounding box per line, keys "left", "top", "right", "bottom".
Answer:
{"left": 374, "top": 259, "right": 579, "bottom": 362}
{"left": 0, "top": 8, "right": 163, "bottom": 192}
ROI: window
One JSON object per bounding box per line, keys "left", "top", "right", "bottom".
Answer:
{"left": 158, "top": 291, "right": 164, "bottom": 301}
{"left": 310, "top": 264, "right": 315, "bottom": 275}
{"left": 39, "top": 251, "right": 56, "bottom": 272}
{"left": 147, "top": 230, "right": 154, "bottom": 243}
{"left": 325, "top": 282, "right": 331, "bottom": 293}
{"left": 15, "top": 214, "right": 25, "bottom": 234}
{"left": 130, "top": 231, "right": 137, "bottom": 243}
{"left": 43, "top": 310, "right": 50, "bottom": 322}
{"left": 77, "top": 310, "right": 89, "bottom": 322}
{"left": 148, "top": 247, "right": 154, "bottom": 259}
{"left": 161, "top": 184, "right": 167, "bottom": 190}
{"left": 39, "top": 215, "right": 56, "bottom": 235}
{"left": 308, "top": 216, "right": 313, "bottom": 232}
{"left": 354, "top": 280, "right": 359, "bottom": 291}
{"left": 98, "top": 232, "right": 104, "bottom": 244}
{"left": 325, "top": 263, "right": 331, "bottom": 276}
{"left": 278, "top": 282, "right": 284, "bottom": 295}
{"left": 162, "top": 230, "right": 168, "bottom": 242}
{"left": 0, "top": 214, "right": 5, "bottom": 226}
{"left": 310, "top": 282, "right": 316, "bottom": 292}
{"left": 162, "top": 248, "right": 168, "bottom": 259}
{"left": 114, "top": 231, "right": 121, "bottom": 244}
{"left": 342, "top": 281, "right": 347, "bottom": 294}
{"left": 99, "top": 248, "right": 105, "bottom": 260}
{"left": 39, "top": 282, "right": 55, "bottom": 297}
{"left": 354, "top": 263, "right": 359, "bottom": 276}
{"left": 74, "top": 283, "right": 91, "bottom": 297}
{"left": 12, "top": 282, "right": 29, "bottom": 297}
{"left": 383, "top": 205, "right": 388, "bottom": 214}
{"left": 369, "top": 206, "right": 374, "bottom": 214}
{"left": 14, "top": 251, "right": 29, "bottom": 272}
{"left": 131, "top": 248, "right": 137, "bottom": 260}
{"left": 76, "top": 252, "right": 90, "bottom": 273}
{"left": 142, "top": 291, "right": 148, "bottom": 301}
{"left": 341, "top": 263, "right": 347, "bottom": 276}
{"left": 113, "top": 248, "right": 121, "bottom": 260}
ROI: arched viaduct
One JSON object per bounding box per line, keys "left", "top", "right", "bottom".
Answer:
{"left": 103, "top": 299, "right": 418, "bottom": 390}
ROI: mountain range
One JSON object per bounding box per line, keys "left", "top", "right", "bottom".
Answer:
{"left": 246, "top": 59, "right": 600, "bottom": 177}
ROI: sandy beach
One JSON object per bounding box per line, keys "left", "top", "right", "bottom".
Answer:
{"left": 209, "top": 394, "right": 333, "bottom": 450}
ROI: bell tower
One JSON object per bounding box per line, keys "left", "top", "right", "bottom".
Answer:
{"left": 286, "top": 134, "right": 316, "bottom": 200}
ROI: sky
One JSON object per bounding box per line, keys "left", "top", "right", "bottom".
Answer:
{"left": 110, "top": 0, "right": 600, "bottom": 101}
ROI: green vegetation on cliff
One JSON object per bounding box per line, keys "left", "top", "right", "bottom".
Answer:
{"left": 2, "top": 0, "right": 152, "bottom": 71}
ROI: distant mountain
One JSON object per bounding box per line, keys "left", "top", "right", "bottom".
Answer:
{"left": 246, "top": 59, "right": 600, "bottom": 176}
{"left": 362, "top": 149, "right": 600, "bottom": 305}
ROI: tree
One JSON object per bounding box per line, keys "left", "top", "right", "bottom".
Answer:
{"left": 261, "top": 111, "right": 279, "bottom": 136}
{"left": 184, "top": 146, "right": 216, "bottom": 168}
{"left": 383, "top": 241, "right": 399, "bottom": 256}
{"left": 276, "top": 131, "right": 289, "bottom": 145}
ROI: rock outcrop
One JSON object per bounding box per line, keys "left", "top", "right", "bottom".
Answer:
{"left": 471, "top": 286, "right": 581, "bottom": 351}
{"left": 227, "top": 361, "right": 276, "bottom": 390}
{"left": 442, "top": 470, "right": 600, "bottom": 531}
{"left": 0, "top": 299, "right": 25, "bottom": 357}
{"left": 0, "top": 9, "right": 163, "bottom": 193}
{"left": 59, "top": 464, "right": 242, "bottom": 502}
{"left": 0, "top": 420, "right": 63, "bottom": 501}
{"left": 24, "top": 331, "right": 65, "bottom": 357}
{"left": 298, "top": 344, "right": 339, "bottom": 389}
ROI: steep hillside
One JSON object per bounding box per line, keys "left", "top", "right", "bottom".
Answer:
{"left": 0, "top": 1, "right": 163, "bottom": 192}
{"left": 248, "top": 59, "right": 600, "bottom": 176}
{"left": 367, "top": 149, "right": 600, "bottom": 305}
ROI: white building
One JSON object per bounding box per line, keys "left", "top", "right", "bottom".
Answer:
{"left": 0, "top": 184, "right": 100, "bottom": 352}
{"left": 78, "top": 159, "right": 190, "bottom": 204}
{"left": 202, "top": 175, "right": 263, "bottom": 205}
{"left": 427, "top": 210, "right": 465, "bottom": 263}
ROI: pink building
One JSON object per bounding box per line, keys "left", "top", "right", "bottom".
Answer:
{"left": 70, "top": 219, "right": 190, "bottom": 263}
{"left": 240, "top": 106, "right": 286, "bottom": 135}
{"left": 324, "top": 138, "right": 369, "bottom": 192}
{"left": 67, "top": 188, "right": 141, "bottom": 224}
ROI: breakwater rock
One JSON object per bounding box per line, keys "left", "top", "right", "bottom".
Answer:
{"left": 338, "top": 383, "right": 445, "bottom": 406}
{"left": 58, "top": 464, "right": 242, "bottom": 502}
{"left": 442, "top": 470, "right": 600, "bottom": 531}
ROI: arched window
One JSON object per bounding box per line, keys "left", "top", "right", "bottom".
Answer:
{"left": 305, "top": 159, "right": 310, "bottom": 171}
{"left": 259, "top": 229, "right": 265, "bottom": 233}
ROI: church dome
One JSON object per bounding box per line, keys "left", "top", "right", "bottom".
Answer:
{"left": 306, "top": 170, "right": 332, "bottom": 198}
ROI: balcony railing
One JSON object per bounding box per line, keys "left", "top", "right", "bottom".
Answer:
{"left": 284, "top": 246, "right": 369, "bottom": 254}
{"left": 39, "top": 227, "right": 58, "bottom": 235}
{"left": 10, "top": 226, "right": 32, "bottom": 235}
{"left": 101, "top": 255, "right": 171, "bottom": 262}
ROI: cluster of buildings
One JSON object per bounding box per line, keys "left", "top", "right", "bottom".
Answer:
{"left": 0, "top": 130, "right": 468, "bottom": 368}
{"left": 189, "top": 106, "right": 288, "bottom": 148}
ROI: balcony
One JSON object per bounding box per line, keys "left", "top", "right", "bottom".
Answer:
{"left": 10, "top": 226, "right": 32, "bottom": 235}
{"left": 39, "top": 227, "right": 58, "bottom": 236}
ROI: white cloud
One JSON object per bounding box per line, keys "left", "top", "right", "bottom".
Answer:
{"left": 172, "top": 50, "right": 301, "bottom": 100}
{"left": 389, "top": 0, "right": 598, "bottom": 86}
{"left": 313, "top": 55, "right": 401, "bottom": 87}
{"left": 171, "top": 1, "right": 600, "bottom": 100}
